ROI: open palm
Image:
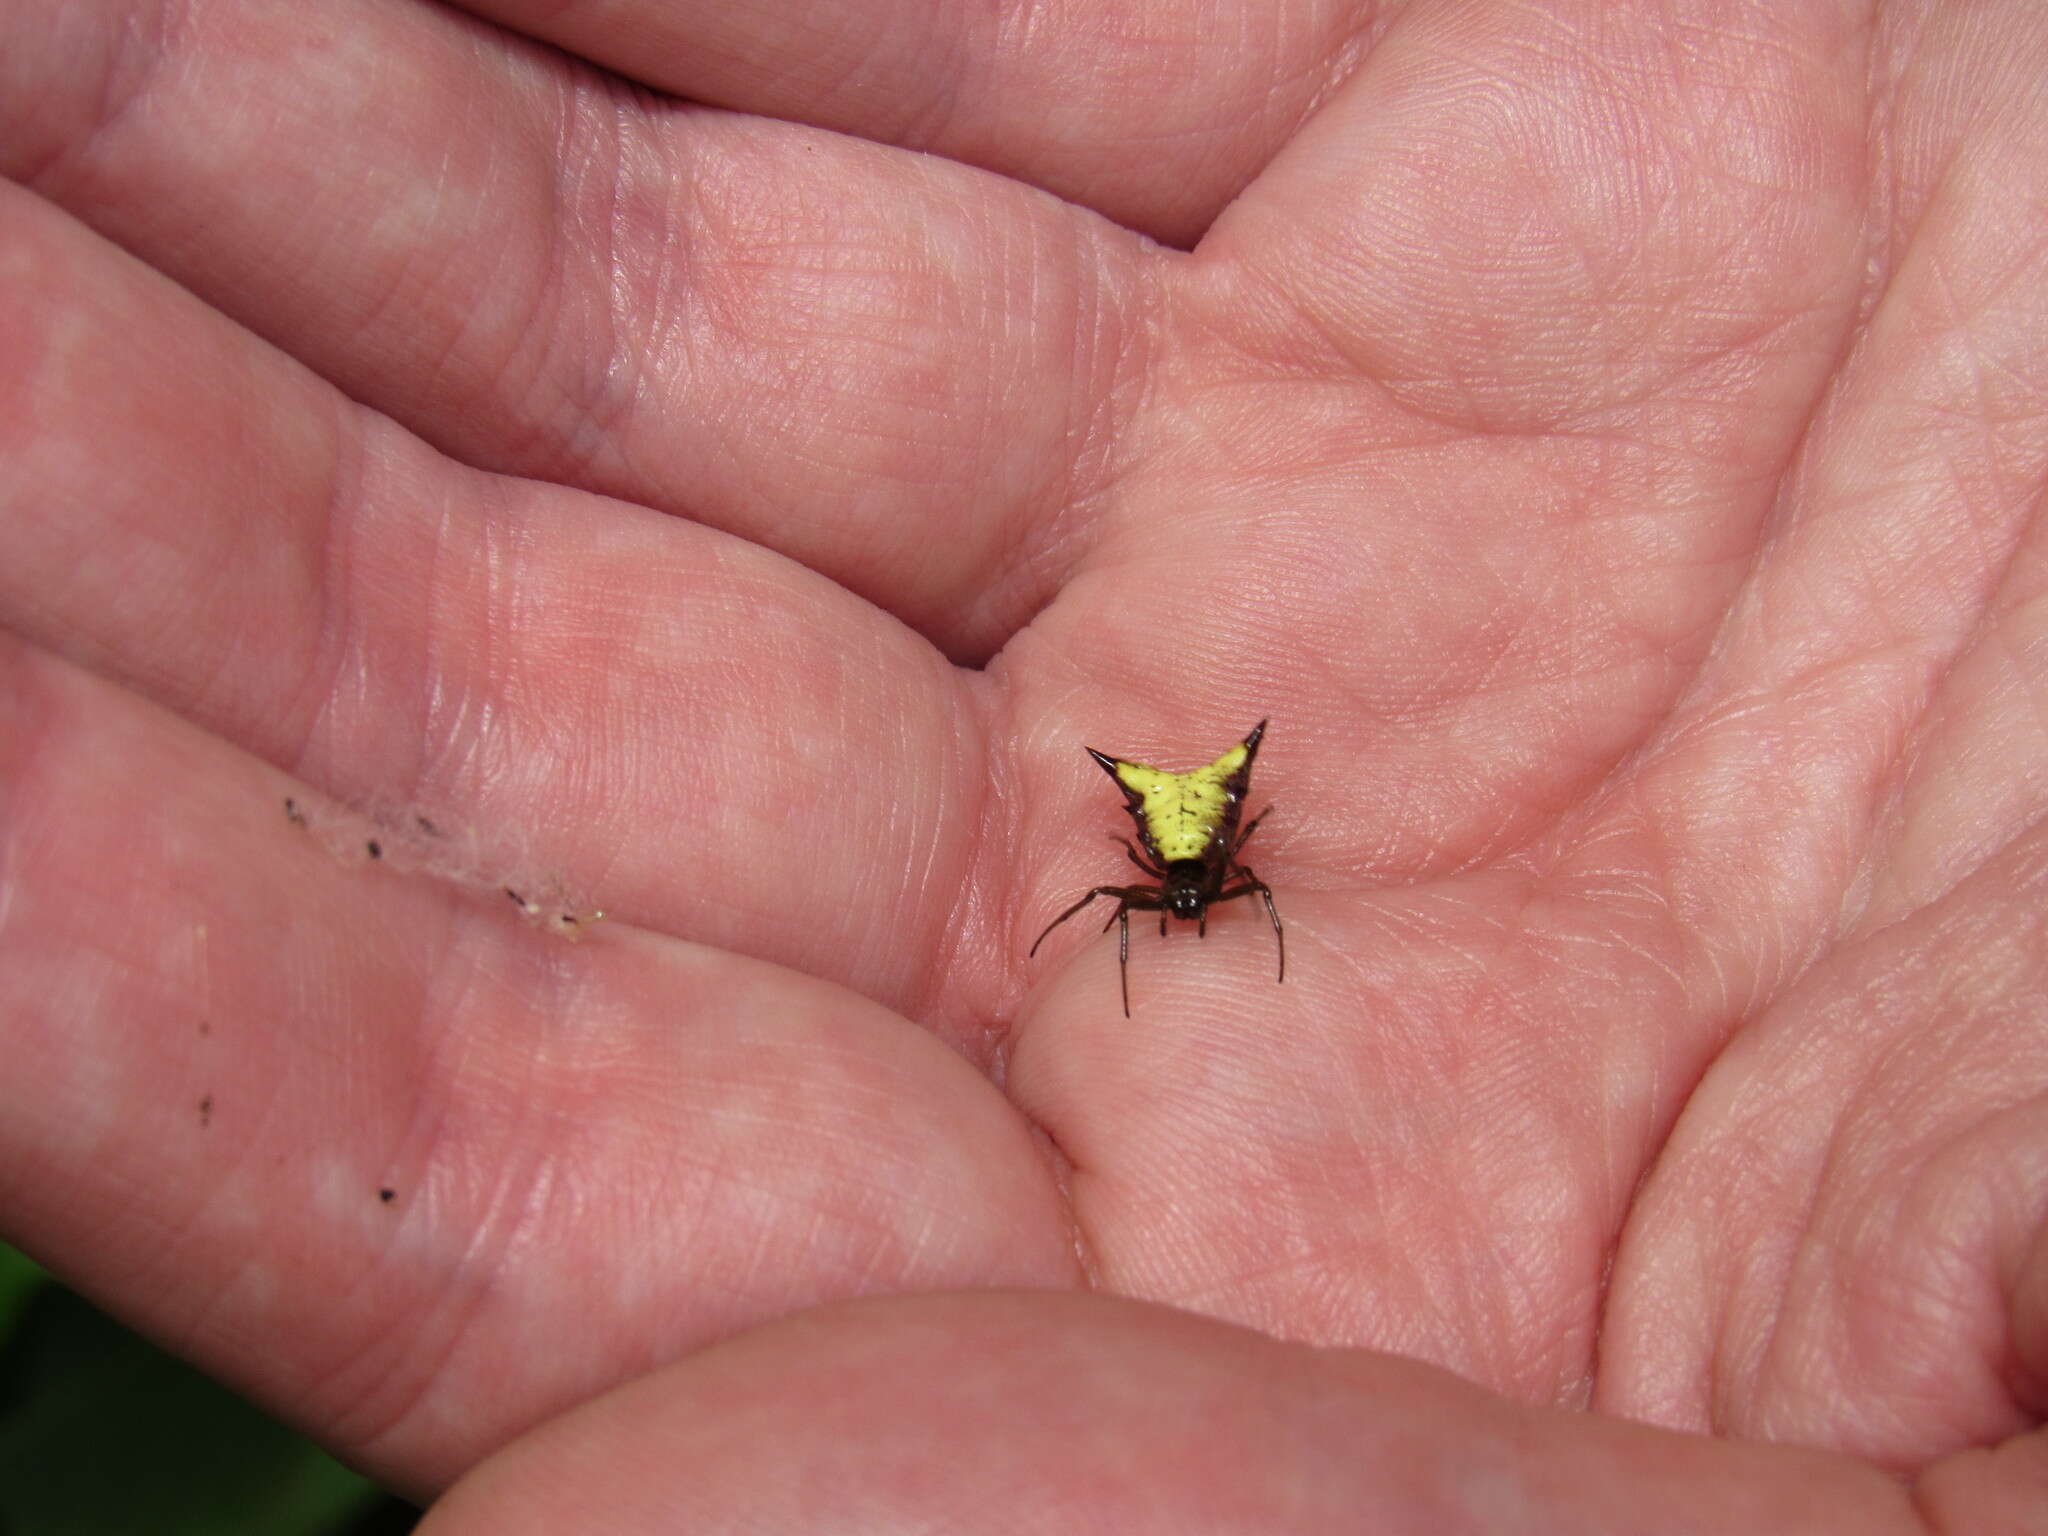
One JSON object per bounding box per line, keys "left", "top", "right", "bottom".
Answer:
{"left": 4, "top": 0, "right": 2044, "bottom": 1529}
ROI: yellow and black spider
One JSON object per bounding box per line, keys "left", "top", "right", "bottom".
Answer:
{"left": 1030, "top": 720, "right": 1285, "bottom": 1016}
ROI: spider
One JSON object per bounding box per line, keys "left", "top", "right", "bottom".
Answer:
{"left": 1029, "top": 720, "right": 1284, "bottom": 1016}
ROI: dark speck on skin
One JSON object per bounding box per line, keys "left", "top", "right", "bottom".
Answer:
{"left": 366, "top": 840, "right": 382, "bottom": 859}
{"left": 379, "top": 1188, "right": 396, "bottom": 1203}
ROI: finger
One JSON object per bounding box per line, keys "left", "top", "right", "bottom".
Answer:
{"left": 0, "top": 638, "right": 1076, "bottom": 1495}
{"left": 419, "top": 1292, "right": 1925, "bottom": 1535}
{"left": 0, "top": 185, "right": 988, "bottom": 1020}
{"left": 1, "top": 0, "right": 1134, "bottom": 656}
{"left": 452, "top": 0, "right": 1379, "bottom": 246}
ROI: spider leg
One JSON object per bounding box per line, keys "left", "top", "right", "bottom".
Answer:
{"left": 1113, "top": 836, "right": 1165, "bottom": 879}
{"left": 1118, "top": 903, "right": 1132, "bottom": 1017}
{"left": 1215, "top": 866, "right": 1285, "bottom": 984}
{"left": 1229, "top": 806, "right": 1271, "bottom": 857}
{"left": 1030, "top": 886, "right": 1127, "bottom": 956}
{"left": 1261, "top": 884, "right": 1284, "bottom": 983}
{"left": 1033, "top": 882, "right": 1167, "bottom": 1017}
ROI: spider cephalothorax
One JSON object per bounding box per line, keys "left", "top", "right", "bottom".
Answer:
{"left": 1030, "top": 721, "right": 1284, "bottom": 1016}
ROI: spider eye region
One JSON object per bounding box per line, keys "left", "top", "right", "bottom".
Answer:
{"left": 1164, "top": 874, "right": 1208, "bottom": 920}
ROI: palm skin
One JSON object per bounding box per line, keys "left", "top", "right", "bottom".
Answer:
{"left": 2, "top": 0, "right": 2046, "bottom": 1530}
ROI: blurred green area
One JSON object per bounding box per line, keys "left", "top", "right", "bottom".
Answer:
{"left": 0, "top": 1242, "right": 418, "bottom": 1535}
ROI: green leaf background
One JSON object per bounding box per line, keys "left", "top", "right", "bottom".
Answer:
{"left": 0, "top": 1243, "right": 417, "bottom": 1535}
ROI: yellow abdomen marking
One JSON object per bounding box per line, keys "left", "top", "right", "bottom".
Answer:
{"left": 1114, "top": 740, "right": 1249, "bottom": 862}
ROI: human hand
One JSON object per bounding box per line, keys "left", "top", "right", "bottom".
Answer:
{"left": 3, "top": 0, "right": 2044, "bottom": 1528}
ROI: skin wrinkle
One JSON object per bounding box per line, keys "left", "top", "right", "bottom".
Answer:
{"left": 530, "top": 80, "right": 649, "bottom": 488}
